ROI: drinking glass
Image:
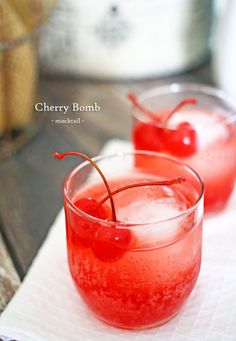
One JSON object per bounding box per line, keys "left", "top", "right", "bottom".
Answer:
{"left": 64, "top": 151, "right": 204, "bottom": 329}
{"left": 132, "top": 83, "right": 236, "bottom": 213}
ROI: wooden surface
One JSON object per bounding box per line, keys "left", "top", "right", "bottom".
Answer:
{"left": 0, "top": 63, "right": 212, "bottom": 310}
{"left": 0, "top": 235, "right": 20, "bottom": 313}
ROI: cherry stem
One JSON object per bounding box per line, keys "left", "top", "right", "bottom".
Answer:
{"left": 128, "top": 92, "right": 197, "bottom": 125}
{"left": 95, "top": 176, "right": 185, "bottom": 211}
{"left": 53, "top": 152, "right": 117, "bottom": 222}
{"left": 128, "top": 92, "right": 152, "bottom": 116}
{"left": 162, "top": 98, "right": 197, "bottom": 124}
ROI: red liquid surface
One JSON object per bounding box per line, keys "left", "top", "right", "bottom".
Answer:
{"left": 65, "top": 174, "right": 202, "bottom": 329}
{"left": 133, "top": 110, "right": 236, "bottom": 213}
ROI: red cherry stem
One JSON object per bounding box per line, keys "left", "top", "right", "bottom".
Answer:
{"left": 162, "top": 98, "right": 197, "bottom": 124}
{"left": 128, "top": 92, "right": 197, "bottom": 125}
{"left": 53, "top": 152, "right": 117, "bottom": 222}
{"left": 128, "top": 92, "right": 152, "bottom": 116}
{"left": 95, "top": 176, "right": 185, "bottom": 211}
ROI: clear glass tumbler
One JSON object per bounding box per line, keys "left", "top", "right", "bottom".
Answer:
{"left": 63, "top": 151, "right": 204, "bottom": 329}
{"left": 132, "top": 83, "right": 236, "bottom": 213}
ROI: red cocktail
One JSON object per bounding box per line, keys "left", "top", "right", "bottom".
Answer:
{"left": 131, "top": 83, "right": 236, "bottom": 213}
{"left": 59, "top": 151, "right": 203, "bottom": 329}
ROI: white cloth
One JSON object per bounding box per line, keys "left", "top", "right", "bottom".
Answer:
{"left": 0, "top": 139, "right": 236, "bottom": 341}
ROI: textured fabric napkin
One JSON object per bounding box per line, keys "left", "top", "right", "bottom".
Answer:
{"left": 0, "top": 139, "right": 236, "bottom": 341}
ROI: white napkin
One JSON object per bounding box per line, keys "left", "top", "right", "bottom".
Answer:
{"left": 0, "top": 139, "right": 236, "bottom": 341}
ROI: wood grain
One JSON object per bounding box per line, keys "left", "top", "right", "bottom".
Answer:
{"left": 0, "top": 233, "right": 20, "bottom": 313}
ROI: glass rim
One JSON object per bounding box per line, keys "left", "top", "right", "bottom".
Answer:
{"left": 64, "top": 150, "right": 204, "bottom": 229}
{"left": 131, "top": 82, "right": 236, "bottom": 130}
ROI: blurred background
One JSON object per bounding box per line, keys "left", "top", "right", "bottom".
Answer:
{"left": 0, "top": 0, "right": 235, "bottom": 312}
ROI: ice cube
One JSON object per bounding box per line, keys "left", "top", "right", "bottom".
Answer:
{"left": 116, "top": 189, "right": 187, "bottom": 248}
{"left": 168, "top": 110, "right": 228, "bottom": 149}
{"left": 117, "top": 197, "right": 183, "bottom": 224}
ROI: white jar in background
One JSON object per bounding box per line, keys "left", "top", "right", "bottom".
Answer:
{"left": 213, "top": 0, "right": 236, "bottom": 99}
{"left": 39, "top": 0, "right": 213, "bottom": 79}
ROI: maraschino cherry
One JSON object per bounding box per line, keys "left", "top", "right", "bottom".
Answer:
{"left": 54, "top": 151, "right": 132, "bottom": 261}
{"left": 72, "top": 198, "right": 109, "bottom": 247}
{"left": 129, "top": 93, "right": 198, "bottom": 158}
{"left": 54, "top": 152, "right": 185, "bottom": 262}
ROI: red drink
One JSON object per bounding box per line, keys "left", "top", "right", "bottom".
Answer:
{"left": 63, "top": 152, "right": 203, "bottom": 329}
{"left": 131, "top": 84, "right": 236, "bottom": 213}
